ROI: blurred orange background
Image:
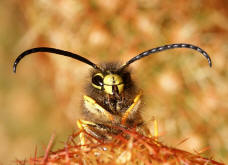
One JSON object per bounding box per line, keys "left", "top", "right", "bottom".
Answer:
{"left": 0, "top": 0, "right": 227, "bottom": 164}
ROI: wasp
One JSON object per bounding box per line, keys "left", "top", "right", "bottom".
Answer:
{"left": 13, "top": 43, "right": 212, "bottom": 142}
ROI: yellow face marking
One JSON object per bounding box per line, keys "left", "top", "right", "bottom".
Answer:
{"left": 84, "top": 95, "right": 114, "bottom": 121}
{"left": 103, "top": 74, "right": 124, "bottom": 95}
{"left": 121, "top": 91, "right": 142, "bottom": 125}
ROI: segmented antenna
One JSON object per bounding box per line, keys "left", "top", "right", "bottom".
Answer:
{"left": 13, "top": 47, "right": 101, "bottom": 73}
{"left": 120, "top": 43, "right": 212, "bottom": 70}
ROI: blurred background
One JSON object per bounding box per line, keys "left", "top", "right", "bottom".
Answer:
{"left": 0, "top": 0, "right": 227, "bottom": 164}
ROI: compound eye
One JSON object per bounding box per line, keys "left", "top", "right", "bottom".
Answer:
{"left": 92, "top": 73, "right": 104, "bottom": 87}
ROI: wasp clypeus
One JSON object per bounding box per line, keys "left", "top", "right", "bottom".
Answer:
{"left": 13, "top": 43, "right": 212, "bottom": 143}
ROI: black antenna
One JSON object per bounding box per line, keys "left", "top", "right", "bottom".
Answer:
{"left": 120, "top": 43, "right": 212, "bottom": 70}
{"left": 13, "top": 47, "right": 101, "bottom": 73}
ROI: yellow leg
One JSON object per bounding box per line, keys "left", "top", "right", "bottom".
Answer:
{"left": 77, "top": 120, "right": 86, "bottom": 145}
{"left": 153, "top": 119, "right": 158, "bottom": 140}
{"left": 77, "top": 119, "right": 112, "bottom": 143}
{"left": 83, "top": 95, "right": 114, "bottom": 122}
{"left": 76, "top": 119, "right": 98, "bottom": 145}
{"left": 121, "top": 91, "right": 142, "bottom": 125}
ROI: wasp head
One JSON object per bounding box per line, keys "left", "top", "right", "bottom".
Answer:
{"left": 91, "top": 63, "right": 132, "bottom": 97}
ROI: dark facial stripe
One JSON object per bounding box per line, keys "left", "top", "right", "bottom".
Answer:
{"left": 112, "top": 85, "right": 119, "bottom": 95}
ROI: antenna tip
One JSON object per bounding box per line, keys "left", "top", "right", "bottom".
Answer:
{"left": 13, "top": 63, "right": 17, "bottom": 73}
{"left": 209, "top": 60, "right": 212, "bottom": 67}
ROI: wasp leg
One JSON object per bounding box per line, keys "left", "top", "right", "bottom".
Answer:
{"left": 77, "top": 119, "right": 93, "bottom": 145}
{"left": 121, "top": 91, "right": 151, "bottom": 136}
{"left": 121, "top": 91, "right": 142, "bottom": 125}
{"left": 77, "top": 119, "right": 112, "bottom": 144}
{"left": 80, "top": 95, "right": 118, "bottom": 141}
{"left": 83, "top": 95, "right": 114, "bottom": 122}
